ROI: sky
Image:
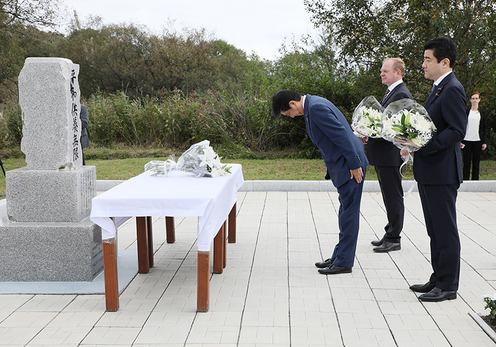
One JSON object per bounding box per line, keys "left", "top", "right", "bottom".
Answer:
{"left": 59, "top": 0, "right": 321, "bottom": 60}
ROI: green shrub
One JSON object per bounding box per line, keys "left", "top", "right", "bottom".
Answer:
{"left": 0, "top": 103, "right": 23, "bottom": 148}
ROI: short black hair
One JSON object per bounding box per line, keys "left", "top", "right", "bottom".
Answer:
{"left": 424, "top": 37, "right": 457, "bottom": 68}
{"left": 271, "top": 90, "right": 301, "bottom": 115}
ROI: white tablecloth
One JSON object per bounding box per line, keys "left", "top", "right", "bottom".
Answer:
{"left": 90, "top": 164, "right": 244, "bottom": 252}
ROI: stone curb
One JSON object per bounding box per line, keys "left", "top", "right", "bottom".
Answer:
{"left": 97, "top": 180, "right": 496, "bottom": 193}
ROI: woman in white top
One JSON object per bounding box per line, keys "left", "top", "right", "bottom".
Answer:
{"left": 461, "top": 92, "right": 487, "bottom": 180}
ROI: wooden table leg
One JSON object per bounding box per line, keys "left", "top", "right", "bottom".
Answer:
{"left": 146, "top": 216, "right": 154, "bottom": 268}
{"left": 197, "top": 251, "right": 210, "bottom": 312}
{"left": 103, "top": 238, "right": 119, "bottom": 312}
{"left": 136, "top": 217, "right": 149, "bottom": 274}
{"left": 228, "top": 203, "right": 236, "bottom": 243}
{"left": 165, "top": 216, "right": 175, "bottom": 243}
{"left": 223, "top": 221, "right": 227, "bottom": 268}
{"left": 213, "top": 223, "right": 225, "bottom": 274}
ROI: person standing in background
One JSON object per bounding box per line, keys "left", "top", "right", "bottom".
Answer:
{"left": 462, "top": 92, "right": 487, "bottom": 180}
{"left": 80, "top": 104, "right": 89, "bottom": 165}
{"left": 366, "top": 58, "right": 413, "bottom": 253}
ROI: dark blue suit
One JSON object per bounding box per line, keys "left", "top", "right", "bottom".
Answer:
{"left": 303, "top": 95, "right": 368, "bottom": 268}
{"left": 368, "top": 83, "right": 413, "bottom": 242}
{"left": 413, "top": 73, "right": 467, "bottom": 291}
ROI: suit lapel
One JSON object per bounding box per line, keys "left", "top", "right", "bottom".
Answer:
{"left": 425, "top": 73, "right": 453, "bottom": 109}
{"left": 382, "top": 83, "right": 403, "bottom": 106}
{"left": 303, "top": 95, "right": 313, "bottom": 139}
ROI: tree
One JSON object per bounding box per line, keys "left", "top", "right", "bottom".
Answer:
{"left": 0, "top": 0, "right": 62, "bottom": 102}
{"left": 59, "top": 20, "right": 251, "bottom": 98}
{"left": 306, "top": 0, "right": 496, "bottom": 158}
{"left": 305, "top": 0, "right": 496, "bottom": 99}
{"left": 1, "top": 0, "right": 61, "bottom": 28}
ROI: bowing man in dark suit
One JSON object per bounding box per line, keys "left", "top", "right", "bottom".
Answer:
{"left": 366, "top": 58, "right": 413, "bottom": 253}
{"left": 400, "top": 37, "right": 467, "bottom": 302}
{"left": 272, "top": 90, "right": 368, "bottom": 275}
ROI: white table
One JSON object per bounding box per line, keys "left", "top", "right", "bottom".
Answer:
{"left": 90, "top": 164, "right": 244, "bottom": 311}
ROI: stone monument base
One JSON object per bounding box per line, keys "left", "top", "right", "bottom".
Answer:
{"left": 6, "top": 166, "right": 96, "bottom": 223}
{"left": 0, "top": 200, "right": 103, "bottom": 282}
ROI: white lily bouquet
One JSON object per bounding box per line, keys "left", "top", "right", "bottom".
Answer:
{"left": 351, "top": 96, "right": 384, "bottom": 138}
{"left": 144, "top": 140, "right": 232, "bottom": 177}
{"left": 381, "top": 98, "right": 436, "bottom": 153}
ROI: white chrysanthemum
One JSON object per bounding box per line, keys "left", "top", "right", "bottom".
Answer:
{"left": 352, "top": 106, "right": 383, "bottom": 137}
{"left": 412, "top": 114, "right": 434, "bottom": 133}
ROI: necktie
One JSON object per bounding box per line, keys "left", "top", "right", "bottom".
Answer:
{"left": 431, "top": 84, "right": 437, "bottom": 94}
{"left": 381, "top": 89, "right": 390, "bottom": 104}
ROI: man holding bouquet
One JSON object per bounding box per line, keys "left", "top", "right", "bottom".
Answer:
{"left": 271, "top": 90, "right": 368, "bottom": 275}
{"left": 366, "top": 58, "right": 413, "bottom": 253}
{"left": 400, "top": 37, "right": 467, "bottom": 302}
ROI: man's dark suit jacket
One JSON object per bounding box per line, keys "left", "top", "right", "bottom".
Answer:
{"left": 413, "top": 73, "right": 467, "bottom": 185}
{"left": 303, "top": 95, "right": 368, "bottom": 189}
{"left": 367, "top": 82, "right": 413, "bottom": 166}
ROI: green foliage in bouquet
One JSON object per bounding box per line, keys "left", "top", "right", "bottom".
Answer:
{"left": 484, "top": 294, "right": 496, "bottom": 321}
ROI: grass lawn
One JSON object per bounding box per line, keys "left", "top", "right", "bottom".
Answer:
{"left": 0, "top": 157, "right": 495, "bottom": 197}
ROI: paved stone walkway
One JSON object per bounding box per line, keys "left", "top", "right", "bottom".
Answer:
{"left": 0, "top": 189, "right": 495, "bottom": 346}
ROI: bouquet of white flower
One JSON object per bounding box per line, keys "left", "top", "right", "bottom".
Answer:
{"left": 144, "top": 140, "right": 232, "bottom": 177}
{"left": 351, "top": 96, "right": 385, "bottom": 138}
{"left": 382, "top": 98, "right": 436, "bottom": 152}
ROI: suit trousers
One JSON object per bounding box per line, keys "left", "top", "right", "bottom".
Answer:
{"left": 418, "top": 183, "right": 461, "bottom": 291}
{"left": 462, "top": 140, "right": 482, "bottom": 180}
{"left": 375, "top": 165, "right": 404, "bottom": 242}
{"left": 330, "top": 177, "right": 364, "bottom": 268}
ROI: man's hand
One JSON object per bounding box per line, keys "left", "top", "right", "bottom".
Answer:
{"left": 350, "top": 167, "right": 363, "bottom": 183}
{"left": 360, "top": 136, "right": 369, "bottom": 144}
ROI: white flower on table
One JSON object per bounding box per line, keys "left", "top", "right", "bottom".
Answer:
{"left": 145, "top": 140, "right": 231, "bottom": 177}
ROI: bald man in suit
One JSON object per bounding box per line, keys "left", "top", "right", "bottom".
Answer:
{"left": 365, "top": 58, "right": 413, "bottom": 253}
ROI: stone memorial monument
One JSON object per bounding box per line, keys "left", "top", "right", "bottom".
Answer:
{"left": 0, "top": 57, "right": 103, "bottom": 282}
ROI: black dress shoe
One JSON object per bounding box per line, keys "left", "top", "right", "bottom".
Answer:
{"left": 318, "top": 264, "right": 352, "bottom": 275}
{"left": 371, "top": 236, "right": 385, "bottom": 247}
{"left": 373, "top": 241, "right": 401, "bottom": 253}
{"left": 409, "top": 282, "right": 436, "bottom": 293}
{"left": 418, "top": 287, "right": 457, "bottom": 302}
{"left": 315, "top": 258, "right": 333, "bottom": 268}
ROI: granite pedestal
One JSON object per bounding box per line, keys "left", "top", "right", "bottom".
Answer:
{"left": 0, "top": 57, "right": 103, "bottom": 282}
{"left": 0, "top": 200, "right": 103, "bottom": 282}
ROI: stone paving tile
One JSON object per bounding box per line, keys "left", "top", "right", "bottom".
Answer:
{"left": 0, "top": 327, "right": 42, "bottom": 346}
{"left": 238, "top": 326, "right": 290, "bottom": 344}
{"left": 1, "top": 190, "right": 495, "bottom": 346}
{"left": 81, "top": 326, "right": 141, "bottom": 345}
{"left": 28, "top": 326, "right": 93, "bottom": 345}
